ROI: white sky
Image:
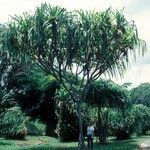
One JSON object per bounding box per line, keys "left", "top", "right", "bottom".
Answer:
{"left": 0, "top": 0, "right": 150, "bottom": 87}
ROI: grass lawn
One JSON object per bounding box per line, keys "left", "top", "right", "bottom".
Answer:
{"left": 0, "top": 135, "right": 149, "bottom": 150}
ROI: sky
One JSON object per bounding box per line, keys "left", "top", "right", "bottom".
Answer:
{"left": 0, "top": 0, "right": 150, "bottom": 87}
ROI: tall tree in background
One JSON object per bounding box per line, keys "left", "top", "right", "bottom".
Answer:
{"left": 1, "top": 63, "right": 59, "bottom": 136}
{"left": 130, "top": 83, "right": 150, "bottom": 107}
{"left": 0, "top": 4, "right": 146, "bottom": 149}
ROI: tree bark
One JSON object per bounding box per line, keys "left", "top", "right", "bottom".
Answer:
{"left": 97, "top": 107, "right": 107, "bottom": 144}
{"left": 77, "top": 101, "right": 84, "bottom": 149}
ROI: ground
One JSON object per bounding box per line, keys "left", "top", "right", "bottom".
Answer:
{"left": 0, "top": 136, "right": 150, "bottom": 150}
{"left": 140, "top": 139, "right": 150, "bottom": 149}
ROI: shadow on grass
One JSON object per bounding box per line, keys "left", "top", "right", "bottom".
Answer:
{"left": 0, "top": 141, "right": 13, "bottom": 146}
{"left": 94, "top": 139, "right": 140, "bottom": 150}
{"left": 20, "top": 145, "right": 76, "bottom": 150}
{"left": 19, "top": 138, "right": 141, "bottom": 150}
{"left": 20, "top": 141, "right": 139, "bottom": 150}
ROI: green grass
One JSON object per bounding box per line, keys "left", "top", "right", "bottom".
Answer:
{"left": 0, "top": 136, "right": 149, "bottom": 150}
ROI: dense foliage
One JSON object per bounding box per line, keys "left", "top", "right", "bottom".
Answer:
{"left": 110, "top": 104, "right": 150, "bottom": 140}
{"left": 84, "top": 79, "right": 130, "bottom": 143}
{"left": 26, "top": 119, "right": 46, "bottom": 136}
{"left": 130, "top": 83, "right": 150, "bottom": 106}
{"left": 0, "top": 107, "right": 27, "bottom": 139}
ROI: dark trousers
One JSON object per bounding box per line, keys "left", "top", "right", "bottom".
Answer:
{"left": 87, "top": 135, "right": 93, "bottom": 150}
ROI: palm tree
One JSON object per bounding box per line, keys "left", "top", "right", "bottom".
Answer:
{"left": 0, "top": 4, "right": 146, "bottom": 149}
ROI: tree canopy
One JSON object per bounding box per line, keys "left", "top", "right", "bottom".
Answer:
{"left": 130, "top": 83, "right": 150, "bottom": 107}
{"left": 84, "top": 79, "right": 129, "bottom": 108}
{"left": 0, "top": 4, "right": 146, "bottom": 96}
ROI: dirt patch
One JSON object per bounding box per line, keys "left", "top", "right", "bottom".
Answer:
{"left": 16, "top": 138, "right": 47, "bottom": 147}
{"left": 140, "top": 141, "right": 150, "bottom": 150}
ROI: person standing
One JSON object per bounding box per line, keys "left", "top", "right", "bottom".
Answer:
{"left": 87, "top": 122, "right": 94, "bottom": 150}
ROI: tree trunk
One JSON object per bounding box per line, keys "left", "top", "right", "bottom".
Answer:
{"left": 97, "top": 107, "right": 107, "bottom": 144}
{"left": 46, "top": 122, "right": 56, "bottom": 137}
{"left": 77, "top": 101, "right": 84, "bottom": 149}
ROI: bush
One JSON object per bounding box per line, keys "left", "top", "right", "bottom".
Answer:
{"left": 113, "top": 128, "right": 132, "bottom": 140}
{"left": 109, "top": 104, "right": 150, "bottom": 140}
{"left": 56, "top": 102, "right": 79, "bottom": 142}
{"left": 26, "top": 119, "right": 46, "bottom": 136}
{"left": 131, "top": 104, "right": 150, "bottom": 135}
{"left": 109, "top": 110, "right": 134, "bottom": 140}
{"left": 0, "top": 107, "right": 27, "bottom": 139}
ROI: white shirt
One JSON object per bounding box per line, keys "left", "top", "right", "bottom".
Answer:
{"left": 87, "top": 126, "right": 94, "bottom": 136}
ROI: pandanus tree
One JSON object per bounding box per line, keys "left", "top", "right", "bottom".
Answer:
{"left": 0, "top": 3, "right": 146, "bottom": 149}
{"left": 84, "top": 79, "right": 129, "bottom": 144}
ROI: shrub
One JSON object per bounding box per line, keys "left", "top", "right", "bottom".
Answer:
{"left": 109, "top": 104, "right": 150, "bottom": 140}
{"left": 0, "top": 107, "right": 27, "bottom": 139}
{"left": 56, "top": 104, "right": 79, "bottom": 142}
{"left": 26, "top": 119, "right": 46, "bottom": 136}
{"left": 131, "top": 104, "right": 150, "bottom": 135}
{"left": 109, "top": 110, "right": 134, "bottom": 140}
